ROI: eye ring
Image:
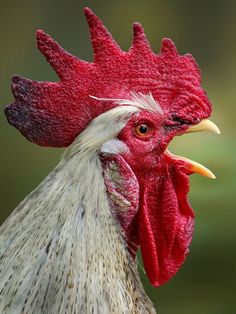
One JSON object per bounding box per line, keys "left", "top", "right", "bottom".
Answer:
{"left": 134, "top": 124, "right": 151, "bottom": 137}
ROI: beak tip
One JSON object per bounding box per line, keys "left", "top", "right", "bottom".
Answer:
{"left": 205, "top": 169, "right": 216, "bottom": 179}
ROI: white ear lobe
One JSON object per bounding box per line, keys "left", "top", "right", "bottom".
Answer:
{"left": 102, "top": 154, "right": 139, "bottom": 233}
{"left": 100, "top": 139, "right": 129, "bottom": 155}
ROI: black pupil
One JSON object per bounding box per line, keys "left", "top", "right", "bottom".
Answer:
{"left": 139, "top": 124, "right": 148, "bottom": 134}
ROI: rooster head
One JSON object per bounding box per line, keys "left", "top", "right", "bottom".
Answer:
{"left": 5, "top": 8, "right": 219, "bottom": 287}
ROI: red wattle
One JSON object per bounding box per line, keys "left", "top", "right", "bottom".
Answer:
{"left": 138, "top": 162, "right": 194, "bottom": 286}
{"left": 139, "top": 194, "right": 160, "bottom": 286}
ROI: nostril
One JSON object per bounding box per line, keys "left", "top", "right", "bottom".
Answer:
{"left": 171, "top": 114, "right": 189, "bottom": 125}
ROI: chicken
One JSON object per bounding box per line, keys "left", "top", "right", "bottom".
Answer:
{"left": 1, "top": 7, "right": 219, "bottom": 314}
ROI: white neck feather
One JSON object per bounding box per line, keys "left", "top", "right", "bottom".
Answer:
{"left": 0, "top": 101, "right": 156, "bottom": 313}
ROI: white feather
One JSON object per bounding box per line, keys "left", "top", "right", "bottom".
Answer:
{"left": 90, "top": 91, "right": 163, "bottom": 114}
{"left": 0, "top": 104, "right": 155, "bottom": 313}
{"left": 100, "top": 139, "right": 129, "bottom": 155}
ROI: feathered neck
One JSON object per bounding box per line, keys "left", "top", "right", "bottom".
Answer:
{"left": 0, "top": 101, "right": 160, "bottom": 312}
{"left": 54, "top": 148, "right": 155, "bottom": 313}
{"left": 0, "top": 132, "right": 155, "bottom": 314}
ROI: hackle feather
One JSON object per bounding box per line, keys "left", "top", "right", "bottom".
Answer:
{"left": 0, "top": 105, "right": 156, "bottom": 313}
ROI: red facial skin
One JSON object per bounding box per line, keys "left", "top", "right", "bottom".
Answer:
{"left": 5, "top": 8, "right": 212, "bottom": 286}
{"left": 117, "top": 111, "right": 195, "bottom": 286}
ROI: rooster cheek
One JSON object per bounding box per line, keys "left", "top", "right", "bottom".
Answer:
{"left": 120, "top": 138, "right": 164, "bottom": 171}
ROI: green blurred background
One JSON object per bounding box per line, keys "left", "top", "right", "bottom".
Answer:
{"left": 0, "top": 1, "right": 235, "bottom": 313}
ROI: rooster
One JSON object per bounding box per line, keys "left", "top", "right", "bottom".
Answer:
{"left": 1, "top": 7, "right": 219, "bottom": 314}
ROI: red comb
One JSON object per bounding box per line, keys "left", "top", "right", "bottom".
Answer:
{"left": 5, "top": 7, "right": 210, "bottom": 147}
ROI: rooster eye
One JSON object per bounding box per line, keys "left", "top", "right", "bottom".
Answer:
{"left": 134, "top": 124, "right": 150, "bottom": 137}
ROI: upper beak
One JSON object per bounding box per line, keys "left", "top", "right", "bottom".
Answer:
{"left": 185, "top": 119, "right": 220, "bottom": 135}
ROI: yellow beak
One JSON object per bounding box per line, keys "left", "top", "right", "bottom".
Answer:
{"left": 186, "top": 119, "right": 220, "bottom": 135}
{"left": 167, "top": 119, "right": 220, "bottom": 179}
